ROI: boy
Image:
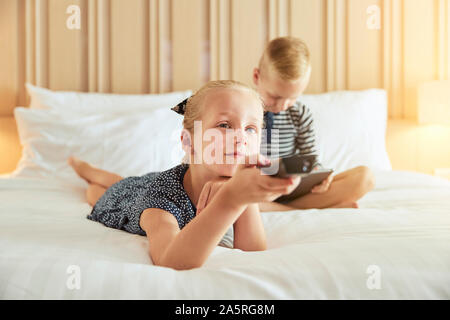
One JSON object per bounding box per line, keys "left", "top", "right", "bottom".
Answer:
{"left": 254, "top": 37, "right": 375, "bottom": 210}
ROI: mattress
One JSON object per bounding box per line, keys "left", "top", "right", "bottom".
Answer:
{"left": 0, "top": 170, "right": 449, "bottom": 300}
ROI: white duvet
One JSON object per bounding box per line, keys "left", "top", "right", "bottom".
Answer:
{"left": 0, "top": 170, "right": 449, "bottom": 300}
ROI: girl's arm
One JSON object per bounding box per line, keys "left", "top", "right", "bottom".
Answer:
{"left": 141, "top": 163, "right": 300, "bottom": 270}
{"left": 197, "top": 180, "right": 266, "bottom": 251}
{"left": 140, "top": 184, "right": 247, "bottom": 270}
{"left": 233, "top": 204, "right": 267, "bottom": 251}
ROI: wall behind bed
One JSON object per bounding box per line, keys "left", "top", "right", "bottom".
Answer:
{"left": 1, "top": 0, "right": 450, "bottom": 175}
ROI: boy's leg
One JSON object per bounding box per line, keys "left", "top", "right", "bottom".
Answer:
{"left": 285, "top": 166, "right": 375, "bottom": 209}
{"left": 259, "top": 202, "right": 295, "bottom": 212}
{"left": 68, "top": 157, "right": 123, "bottom": 189}
{"left": 86, "top": 184, "right": 107, "bottom": 207}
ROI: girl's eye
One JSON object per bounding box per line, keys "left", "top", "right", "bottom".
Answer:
{"left": 246, "top": 127, "right": 257, "bottom": 134}
{"left": 269, "top": 94, "right": 279, "bottom": 100}
{"left": 218, "top": 123, "right": 231, "bottom": 129}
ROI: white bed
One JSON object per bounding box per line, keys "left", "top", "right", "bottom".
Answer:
{"left": 1, "top": 86, "right": 449, "bottom": 299}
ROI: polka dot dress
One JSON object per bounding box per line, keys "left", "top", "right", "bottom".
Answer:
{"left": 87, "top": 164, "right": 234, "bottom": 247}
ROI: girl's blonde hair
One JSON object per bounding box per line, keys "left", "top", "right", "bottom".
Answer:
{"left": 259, "top": 37, "right": 311, "bottom": 81}
{"left": 183, "top": 80, "right": 264, "bottom": 132}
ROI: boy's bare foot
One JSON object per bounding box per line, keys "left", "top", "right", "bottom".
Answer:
{"left": 68, "top": 156, "right": 93, "bottom": 183}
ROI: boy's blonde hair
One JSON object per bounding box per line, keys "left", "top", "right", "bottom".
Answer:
{"left": 259, "top": 37, "right": 311, "bottom": 81}
{"left": 183, "top": 80, "right": 263, "bottom": 132}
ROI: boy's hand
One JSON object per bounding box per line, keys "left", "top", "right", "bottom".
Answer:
{"left": 311, "top": 174, "right": 333, "bottom": 194}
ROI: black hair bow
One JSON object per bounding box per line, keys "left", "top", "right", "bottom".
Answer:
{"left": 171, "top": 98, "right": 189, "bottom": 115}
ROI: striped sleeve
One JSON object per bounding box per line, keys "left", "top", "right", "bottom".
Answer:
{"left": 289, "top": 102, "right": 322, "bottom": 169}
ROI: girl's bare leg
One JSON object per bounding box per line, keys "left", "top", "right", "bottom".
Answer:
{"left": 86, "top": 184, "right": 107, "bottom": 206}
{"left": 68, "top": 156, "right": 123, "bottom": 189}
{"left": 68, "top": 157, "right": 119, "bottom": 206}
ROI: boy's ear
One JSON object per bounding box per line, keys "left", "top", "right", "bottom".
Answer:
{"left": 253, "top": 68, "right": 260, "bottom": 85}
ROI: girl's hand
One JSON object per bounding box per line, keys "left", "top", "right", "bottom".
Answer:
{"left": 224, "top": 155, "right": 301, "bottom": 206}
{"left": 197, "top": 178, "right": 229, "bottom": 215}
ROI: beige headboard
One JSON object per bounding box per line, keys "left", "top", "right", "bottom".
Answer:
{"left": 2, "top": 0, "right": 449, "bottom": 117}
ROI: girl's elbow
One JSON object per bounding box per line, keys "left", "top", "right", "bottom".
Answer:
{"left": 153, "top": 253, "right": 204, "bottom": 270}
{"left": 254, "top": 243, "right": 267, "bottom": 252}
{"left": 162, "top": 261, "right": 204, "bottom": 271}
{"left": 251, "top": 241, "right": 267, "bottom": 252}
{"left": 236, "top": 241, "right": 267, "bottom": 252}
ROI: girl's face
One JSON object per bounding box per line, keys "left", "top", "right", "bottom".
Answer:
{"left": 187, "top": 88, "right": 264, "bottom": 177}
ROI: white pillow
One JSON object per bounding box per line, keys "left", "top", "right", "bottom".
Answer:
{"left": 13, "top": 87, "right": 390, "bottom": 187}
{"left": 13, "top": 107, "right": 185, "bottom": 188}
{"left": 300, "top": 89, "right": 392, "bottom": 173}
{"left": 26, "top": 83, "right": 191, "bottom": 115}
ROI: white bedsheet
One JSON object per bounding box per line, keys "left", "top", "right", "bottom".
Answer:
{"left": 0, "top": 170, "right": 449, "bottom": 300}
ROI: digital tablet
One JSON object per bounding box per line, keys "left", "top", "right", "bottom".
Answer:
{"left": 259, "top": 154, "right": 334, "bottom": 203}
{"left": 275, "top": 169, "right": 334, "bottom": 203}
{"left": 260, "top": 154, "right": 318, "bottom": 178}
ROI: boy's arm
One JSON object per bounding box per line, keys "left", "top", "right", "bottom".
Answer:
{"left": 292, "top": 103, "right": 335, "bottom": 193}
{"left": 291, "top": 102, "right": 322, "bottom": 169}
{"left": 233, "top": 204, "right": 267, "bottom": 251}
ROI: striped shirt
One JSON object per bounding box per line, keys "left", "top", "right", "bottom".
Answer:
{"left": 261, "top": 101, "right": 321, "bottom": 167}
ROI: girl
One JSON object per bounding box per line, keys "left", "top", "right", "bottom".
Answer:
{"left": 69, "top": 80, "right": 300, "bottom": 270}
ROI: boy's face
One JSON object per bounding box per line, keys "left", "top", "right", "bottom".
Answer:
{"left": 253, "top": 65, "right": 311, "bottom": 114}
